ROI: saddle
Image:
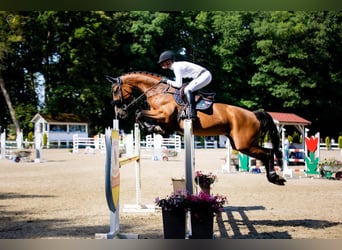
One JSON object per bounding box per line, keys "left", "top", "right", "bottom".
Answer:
{"left": 174, "top": 88, "right": 215, "bottom": 111}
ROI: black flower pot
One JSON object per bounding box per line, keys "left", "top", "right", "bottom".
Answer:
{"left": 162, "top": 210, "right": 186, "bottom": 239}
{"left": 189, "top": 212, "right": 214, "bottom": 239}
{"left": 199, "top": 184, "right": 211, "bottom": 195}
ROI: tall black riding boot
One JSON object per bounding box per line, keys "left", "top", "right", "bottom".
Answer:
{"left": 185, "top": 90, "right": 197, "bottom": 119}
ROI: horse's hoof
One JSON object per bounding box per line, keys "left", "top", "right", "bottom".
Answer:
{"left": 268, "top": 173, "right": 286, "bottom": 186}
{"left": 144, "top": 124, "right": 155, "bottom": 134}
{"left": 153, "top": 125, "right": 165, "bottom": 134}
{"left": 274, "top": 177, "right": 286, "bottom": 186}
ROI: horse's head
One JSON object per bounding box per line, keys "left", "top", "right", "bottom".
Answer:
{"left": 107, "top": 72, "right": 166, "bottom": 119}
{"left": 106, "top": 75, "right": 132, "bottom": 119}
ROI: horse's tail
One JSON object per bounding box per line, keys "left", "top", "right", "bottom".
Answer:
{"left": 254, "top": 111, "right": 283, "bottom": 168}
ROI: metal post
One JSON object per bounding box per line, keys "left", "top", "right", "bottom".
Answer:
{"left": 282, "top": 127, "right": 287, "bottom": 169}
{"left": 183, "top": 119, "right": 195, "bottom": 239}
{"left": 184, "top": 119, "right": 194, "bottom": 194}
{"left": 134, "top": 123, "right": 141, "bottom": 206}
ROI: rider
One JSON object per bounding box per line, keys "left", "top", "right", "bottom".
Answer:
{"left": 158, "top": 50, "right": 212, "bottom": 119}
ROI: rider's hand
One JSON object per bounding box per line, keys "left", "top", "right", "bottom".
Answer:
{"left": 160, "top": 77, "right": 168, "bottom": 84}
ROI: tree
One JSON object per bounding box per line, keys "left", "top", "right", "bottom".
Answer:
{"left": 0, "top": 11, "right": 23, "bottom": 133}
{"left": 211, "top": 11, "right": 342, "bottom": 137}
{"left": 1, "top": 11, "right": 341, "bottom": 138}
{"left": 211, "top": 11, "right": 258, "bottom": 105}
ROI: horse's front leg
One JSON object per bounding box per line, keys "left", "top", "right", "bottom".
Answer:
{"left": 135, "top": 110, "right": 148, "bottom": 131}
{"left": 135, "top": 109, "right": 166, "bottom": 134}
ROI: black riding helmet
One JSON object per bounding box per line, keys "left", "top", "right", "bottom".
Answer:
{"left": 158, "top": 50, "right": 175, "bottom": 64}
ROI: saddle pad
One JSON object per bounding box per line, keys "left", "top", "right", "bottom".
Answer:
{"left": 174, "top": 90, "right": 213, "bottom": 111}
{"left": 196, "top": 99, "right": 213, "bottom": 110}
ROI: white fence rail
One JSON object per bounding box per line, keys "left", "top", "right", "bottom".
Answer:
{"left": 72, "top": 134, "right": 105, "bottom": 153}
{"left": 319, "top": 142, "right": 340, "bottom": 150}
{"left": 204, "top": 140, "right": 218, "bottom": 149}
{"left": 145, "top": 134, "right": 182, "bottom": 152}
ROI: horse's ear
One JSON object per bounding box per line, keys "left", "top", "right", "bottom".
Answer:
{"left": 105, "top": 75, "right": 119, "bottom": 84}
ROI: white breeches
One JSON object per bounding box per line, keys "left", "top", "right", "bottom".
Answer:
{"left": 184, "top": 70, "right": 212, "bottom": 94}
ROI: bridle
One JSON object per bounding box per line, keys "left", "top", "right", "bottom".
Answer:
{"left": 106, "top": 75, "right": 169, "bottom": 113}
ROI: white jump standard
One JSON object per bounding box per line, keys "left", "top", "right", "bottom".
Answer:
{"left": 95, "top": 120, "right": 154, "bottom": 239}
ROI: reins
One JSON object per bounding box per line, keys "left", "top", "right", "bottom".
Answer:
{"left": 118, "top": 78, "right": 171, "bottom": 112}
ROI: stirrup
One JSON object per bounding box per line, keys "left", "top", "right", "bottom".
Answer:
{"left": 188, "top": 111, "right": 198, "bottom": 120}
{"left": 179, "top": 110, "right": 187, "bottom": 119}
{"left": 185, "top": 106, "right": 197, "bottom": 120}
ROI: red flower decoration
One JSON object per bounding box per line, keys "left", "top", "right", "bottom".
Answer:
{"left": 305, "top": 136, "right": 318, "bottom": 152}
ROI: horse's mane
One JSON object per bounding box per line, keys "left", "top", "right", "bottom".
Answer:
{"left": 123, "top": 71, "right": 163, "bottom": 79}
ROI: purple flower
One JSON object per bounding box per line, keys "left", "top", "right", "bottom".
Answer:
{"left": 194, "top": 171, "right": 217, "bottom": 187}
{"left": 155, "top": 189, "right": 227, "bottom": 220}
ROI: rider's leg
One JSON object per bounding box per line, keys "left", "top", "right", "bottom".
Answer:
{"left": 184, "top": 89, "right": 197, "bottom": 119}
{"left": 184, "top": 71, "right": 212, "bottom": 119}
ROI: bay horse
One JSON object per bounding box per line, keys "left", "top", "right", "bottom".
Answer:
{"left": 108, "top": 71, "right": 286, "bottom": 186}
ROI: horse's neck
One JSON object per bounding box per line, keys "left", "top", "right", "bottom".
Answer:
{"left": 125, "top": 74, "right": 160, "bottom": 92}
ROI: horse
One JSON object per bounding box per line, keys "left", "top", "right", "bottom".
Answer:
{"left": 108, "top": 71, "right": 286, "bottom": 186}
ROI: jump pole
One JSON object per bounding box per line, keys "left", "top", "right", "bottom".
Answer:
{"left": 183, "top": 119, "right": 195, "bottom": 239}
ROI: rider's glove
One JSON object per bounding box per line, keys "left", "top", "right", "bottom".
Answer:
{"left": 161, "top": 77, "right": 168, "bottom": 84}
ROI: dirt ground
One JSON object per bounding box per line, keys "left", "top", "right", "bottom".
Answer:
{"left": 0, "top": 147, "right": 341, "bottom": 239}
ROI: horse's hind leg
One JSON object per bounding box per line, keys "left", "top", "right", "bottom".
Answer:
{"left": 263, "top": 148, "right": 286, "bottom": 185}
{"left": 241, "top": 146, "right": 286, "bottom": 186}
